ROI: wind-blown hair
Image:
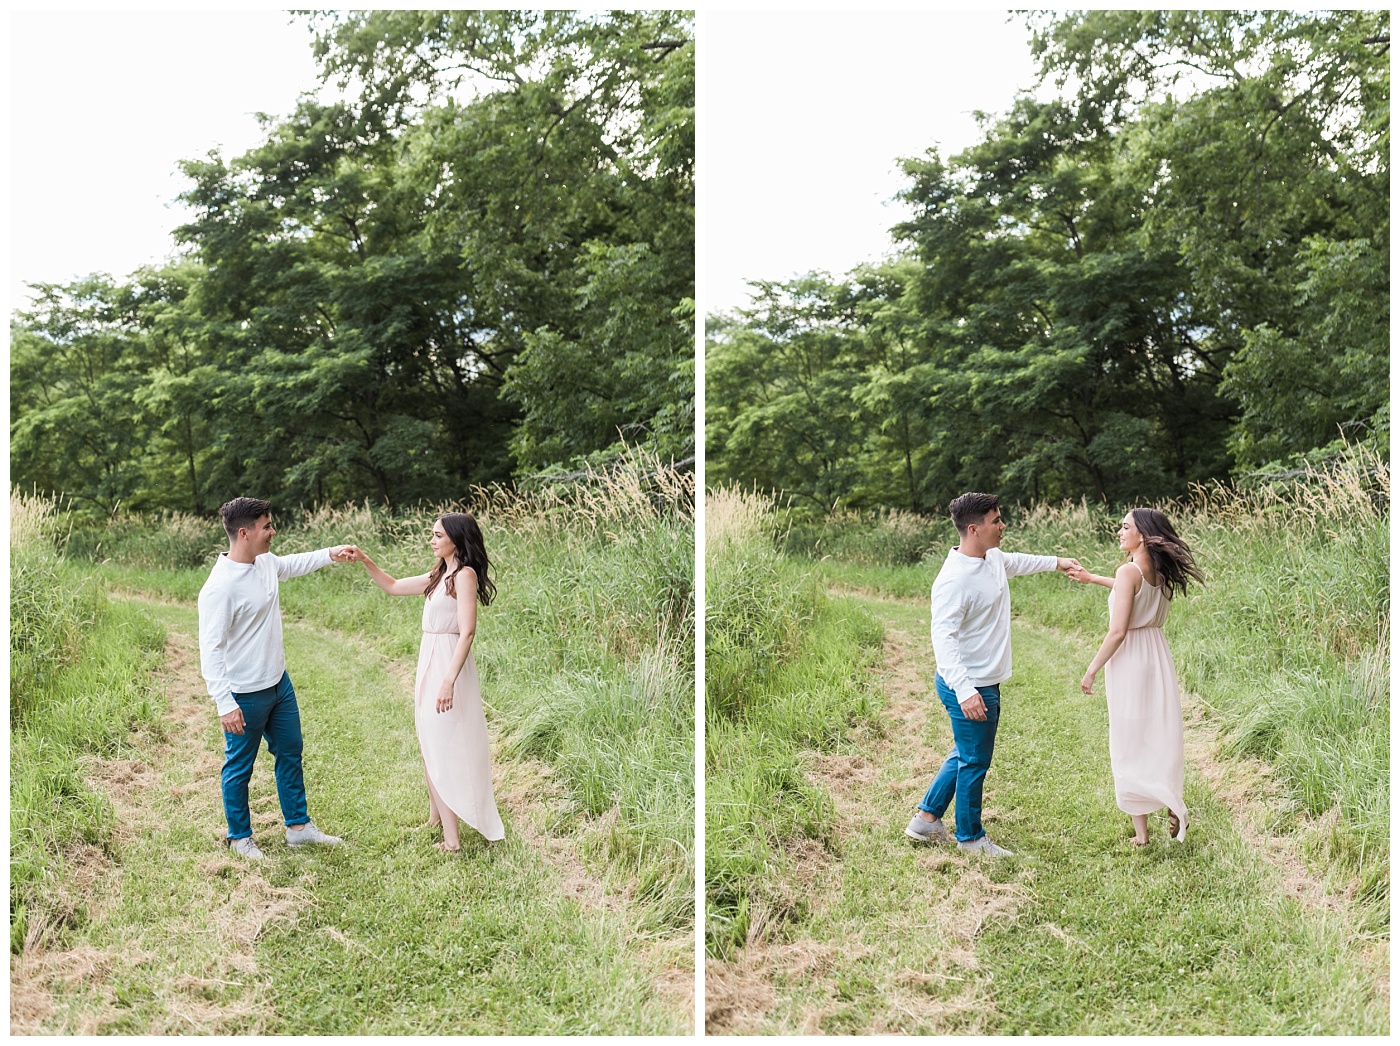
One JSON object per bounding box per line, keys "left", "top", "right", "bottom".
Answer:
{"left": 425, "top": 512, "right": 496, "bottom": 606}
{"left": 1129, "top": 508, "right": 1204, "bottom": 599}
{"left": 220, "top": 497, "right": 272, "bottom": 542}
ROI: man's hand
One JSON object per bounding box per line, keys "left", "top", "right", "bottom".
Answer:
{"left": 958, "top": 691, "right": 988, "bottom": 722}
{"left": 220, "top": 707, "right": 246, "bottom": 735}
{"left": 1056, "top": 557, "right": 1082, "bottom": 573}
{"left": 331, "top": 544, "right": 359, "bottom": 563}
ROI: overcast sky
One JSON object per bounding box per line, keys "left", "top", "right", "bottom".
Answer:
{"left": 8, "top": 9, "right": 1041, "bottom": 320}
{"left": 8, "top": 9, "right": 332, "bottom": 312}
{"left": 701, "top": 9, "right": 1041, "bottom": 314}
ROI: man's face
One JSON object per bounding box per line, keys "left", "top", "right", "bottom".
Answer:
{"left": 241, "top": 515, "right": 276, "bottom": 556}
{"left": 972, "top": 508, "right": 1006, "bottom": 547}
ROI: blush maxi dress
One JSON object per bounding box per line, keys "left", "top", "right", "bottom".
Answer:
{"left": 1102, "top": 563, "right": 1188, "bottom": 839}
{"left": 415, "top": 577, "right": 505, "bottom": 841}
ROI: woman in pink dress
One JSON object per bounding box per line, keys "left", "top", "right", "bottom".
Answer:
{"left": 1070, "top": 509, "right": 1204, "bottom": 846}
{"left": 351, "top": 513, "right": 505, "bottom": 851}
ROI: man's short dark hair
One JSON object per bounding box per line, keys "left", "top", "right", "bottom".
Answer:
{"left": 949, "top": 492, "right": 1000, "bottom": 535}
{"left": 220, "top": 497, "right": 272, "bottom": 542}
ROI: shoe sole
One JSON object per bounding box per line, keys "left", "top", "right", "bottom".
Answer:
{"left": 958, "top": 844, "right": 1013, "bottom": 857}
{"left": 904, "top": 827, "right": 949, "bottom": 843}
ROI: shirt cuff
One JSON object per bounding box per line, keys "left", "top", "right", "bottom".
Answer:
{"left": 214, "top": 692, "right": 239, "bottom": 717}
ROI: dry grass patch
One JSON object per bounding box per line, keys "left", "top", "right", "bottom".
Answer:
{"left": 11, "top": 610, "right": 295, "bottom": 1034}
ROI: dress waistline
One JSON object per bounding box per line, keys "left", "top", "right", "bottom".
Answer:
{"left": 422, "top": 630, "right": 460, "bottom": 636}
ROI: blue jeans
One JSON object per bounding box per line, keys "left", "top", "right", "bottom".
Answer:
{"left": 919, "top": 675, "right": 1001, "bottom": 843}
{"left": 221, "top": 671, "right": 309, "bottom": 839}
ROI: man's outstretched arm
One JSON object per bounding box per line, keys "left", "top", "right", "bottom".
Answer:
{"left": 273, "top": 545, "right": 357, "bottom": 580}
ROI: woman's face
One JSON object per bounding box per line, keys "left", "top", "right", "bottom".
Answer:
{"left": 430, "top": 519, "right": 454, "bottom": 560}
{"left": 1117, "top": 513, "right": 1143, "bottom": 552}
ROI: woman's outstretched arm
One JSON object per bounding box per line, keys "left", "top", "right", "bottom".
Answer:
{"left": 1080, "top": 563, "right": 1141, "bottom": 694}
{"left": 351, "top": 548, "right": 431, "bottom": 596}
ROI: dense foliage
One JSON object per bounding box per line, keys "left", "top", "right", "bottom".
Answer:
{"left": 11, "top": 11, "right": 694, "bottom": 517}
{"left": 707, "top": 10, "right": 1388, "bottom": 510}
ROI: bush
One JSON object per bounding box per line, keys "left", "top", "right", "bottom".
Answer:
{"left": 705, "top": 488, "right": 883, "bottom": 956}
{"left": 64, "top": 511, "right": 222, "bottom": 569}
{"left": 780, "top": 506, "right": 945, "bottom": 566}
{"left": 10, "top": 492, "right": 166, "bottom": 953}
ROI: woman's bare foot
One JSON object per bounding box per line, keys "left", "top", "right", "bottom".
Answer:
{"left": 433, "top": 841, "right": 460, "bottom": 853}
{"left": 419, "top": 815, "right": 441, "bottom": 830}
{"left": 1129, "top": 813, "right": 1149, "bottom": 847}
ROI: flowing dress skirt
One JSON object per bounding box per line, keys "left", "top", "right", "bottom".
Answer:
{"left": 415, "top": 637, "right": 505, "bottom": 841}
{"left": 1104, "top": 625, "right": 1187, "bottom": 835}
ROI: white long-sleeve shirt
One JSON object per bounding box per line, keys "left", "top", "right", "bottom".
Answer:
{"left": 929, "top": 546, "right": 1058, "bottom": 702}
{"left": 198, "top": 548, "right": 335, "bottom": 715}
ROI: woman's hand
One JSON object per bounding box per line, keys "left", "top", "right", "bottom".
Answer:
{"left": 1066, "top": 564, "right": 1093, "bottom": 584}
{"left": 436, "top": 679, "right": 455, "bottom": 714}
{"left": 1080, "top": 669, "right": 1096, "bottom": 695}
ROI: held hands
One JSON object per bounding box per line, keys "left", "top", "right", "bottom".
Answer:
{"left": 331, "top": 544, "right": 360, "bottom": 563}
{"left": 1065, "top": 564, "right": 1094, "bottom": 584}
{"left": 1056, "top": 557, "right": 1083, "bottom": 575}
{"left": 436, "top": 680, "right": 455, "bottom": 715}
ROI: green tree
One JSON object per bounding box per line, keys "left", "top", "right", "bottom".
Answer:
{"left": 308, "top": 10, "right": 695, "bottom": 471}
{"left": 1029, "top": 9, "right": 1390, "bottom": 468}
{"left": 708, "top": 10, "right": 1387, "bottom": 513}
{"left": 11, "top": 11, "right": 694, "bottom": 517}
{"left": 11, "top": 278, "right": 160, "bottom": 516}
{"left": 706, "top": 275, "right": 867, "bottom": 513}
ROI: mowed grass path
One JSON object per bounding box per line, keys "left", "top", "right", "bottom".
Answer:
{"left": 10, "top": 595, "right": 690, "bottom": 1035}
{"left": 707, "top": 593, "right": 1387, "bottom": 1034}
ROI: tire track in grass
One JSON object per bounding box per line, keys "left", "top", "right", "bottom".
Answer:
{"left": 13, "top": 594, "right": 690, "bottom": 1035}
{"left": 706, "top": 596, "right": 1030, "bottom": 1034}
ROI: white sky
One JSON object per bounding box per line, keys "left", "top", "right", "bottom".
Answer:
{"left": 701, "top": 9, "right": 1041, "bottom": 315}
{"left": 7, "top": 9, "right": 1041, "bottom": 320}
{"left": 8, "top": 9, "right": 334, "bottom": 312}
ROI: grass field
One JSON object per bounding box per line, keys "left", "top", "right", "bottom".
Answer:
{"left": 704, "top": 453, "right": 1389, "bottom": 1033}
{"left": 10, "top": 468, "right": 695, "bottom": 1035}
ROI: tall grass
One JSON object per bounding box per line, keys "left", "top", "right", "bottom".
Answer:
{"left": 779, "top": 505, "right": 942, "bottom": 566}
{"left": 10, "top": 492, "right": 166, "bottom": 953}
{"left": 705, "top": 488, "right": 883, "bottom": 956}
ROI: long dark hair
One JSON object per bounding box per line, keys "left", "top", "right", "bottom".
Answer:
{"left": 1129, "top": 508, "right": 1204, "bottom": 599}
{"left": 424, "top": 512, "right": 496, "bottom": 606}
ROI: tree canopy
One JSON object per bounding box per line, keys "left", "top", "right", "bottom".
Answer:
{"left": 12, "top": 10, "right": 694, "bottom": 517}
{"left": 707, "top": 10, "right": 1388, "bottom": 512}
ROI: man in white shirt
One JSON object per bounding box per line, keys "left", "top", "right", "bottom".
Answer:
{"left": 904, "top": 492, "right": 1080, "bottom": 856}
{"left": 199, "top": 497, "right": 357, "bottom": 860}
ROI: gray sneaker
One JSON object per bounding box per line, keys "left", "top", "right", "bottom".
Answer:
{"left": 958, "top": 834, "right": 1013, "bottom": 857}
{"left": 286, "top": 822, "right": 343, "bottom": 847}
{"left": 904, "top": 815, "right": 950, "bottom": 843}
{"left": 227, "top": 836, "right": 265, "bottom": 860}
